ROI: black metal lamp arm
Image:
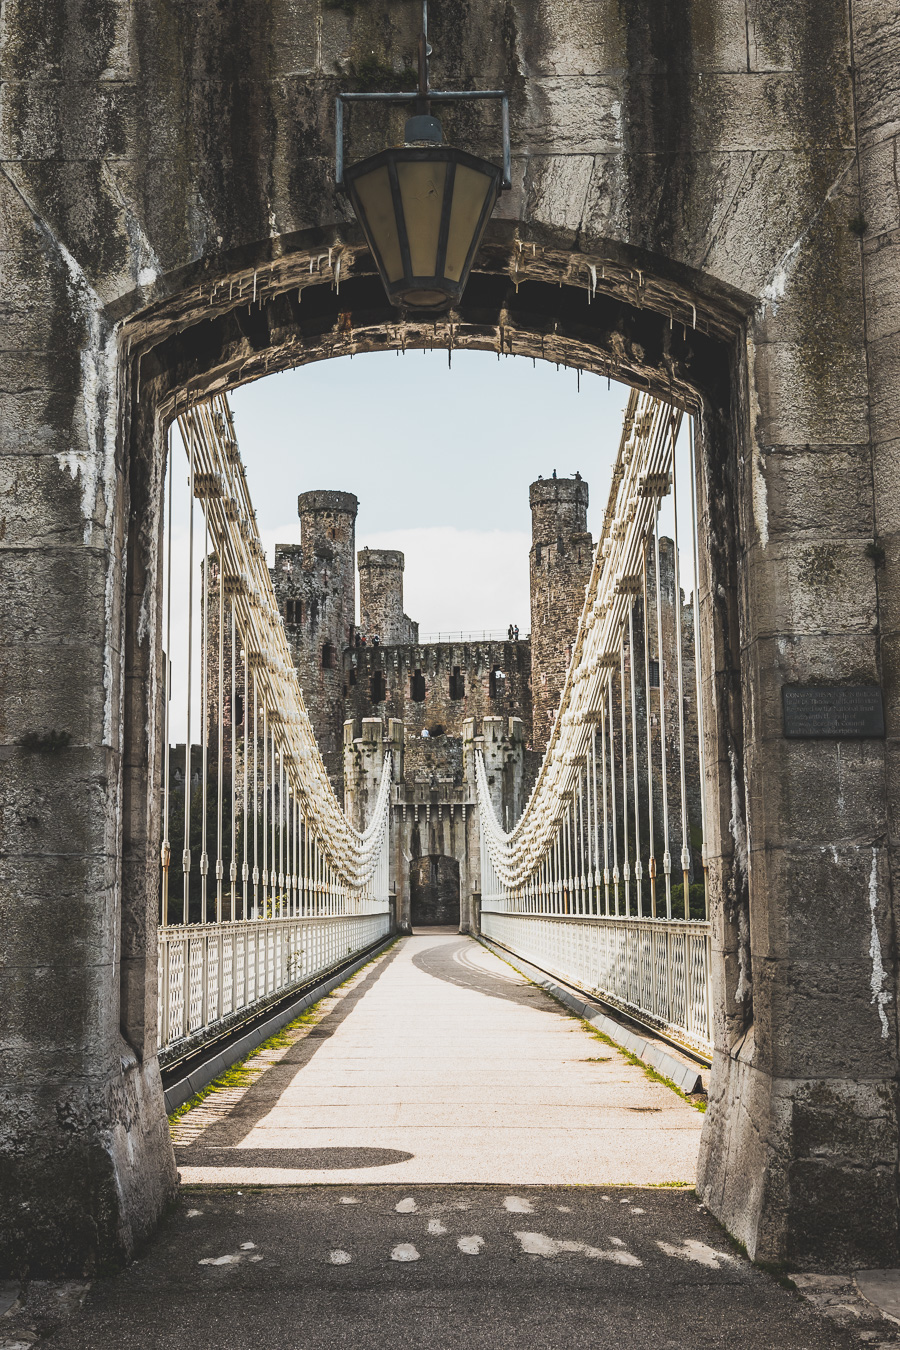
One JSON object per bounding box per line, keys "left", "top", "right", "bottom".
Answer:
{"left": 335, "top": 89, "right": 511, "bottom": 192}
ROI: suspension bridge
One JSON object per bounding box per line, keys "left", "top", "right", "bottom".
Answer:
{"left": 4, "top": 385, "right": 879, "bottom": 1344}
{"left": 155, "top": 389, "right": 712, "bottom": 1080}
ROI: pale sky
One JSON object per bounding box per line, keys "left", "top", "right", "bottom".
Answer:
{"left": 229, "top": 349, "right": 631, "bottom": 635}
{"left": 165, "top": 353, "right": 695, "bottom": 740}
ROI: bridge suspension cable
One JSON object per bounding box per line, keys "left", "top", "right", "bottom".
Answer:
{"left": 158, "top": 393, "right": 391, "bottom": 1053}
{"left": 476, "top": 389, "right": 712, "bottom": 1054}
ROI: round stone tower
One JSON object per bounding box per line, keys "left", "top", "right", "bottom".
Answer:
{"left": 358, "top": 547, "right": 419, "bottom": 645}
{"left": 359, "top": 548, "right": 404, "bottom": 644}
{"left": 529, "top": 474, "right": 593, "bottom": 752}
{"left": 276, "top": 490, "right": 358, "bottom": 789}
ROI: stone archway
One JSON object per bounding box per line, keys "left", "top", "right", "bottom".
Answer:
{"left": 2, "top": 0, "right": 898, "bottom": 1277}
{"left": 410, "top": 855, "right": 461, "bottom": 929}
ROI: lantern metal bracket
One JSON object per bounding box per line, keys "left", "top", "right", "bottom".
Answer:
{"left": 335, "top": 89, "right": 511, "bottom": 193}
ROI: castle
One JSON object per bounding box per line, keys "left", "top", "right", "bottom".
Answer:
{"left": 265, "top": 474, "right": 594, "bottom": 928}
{"left": 173, "top": 472, "right": 697, "bottom": 931}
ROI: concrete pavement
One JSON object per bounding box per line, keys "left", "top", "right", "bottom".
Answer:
{"left": 5, "top": 935, "right": 897, "bottom": 1347}
{"left": 175, "top": 933, "right": 703, "bottom": 1187}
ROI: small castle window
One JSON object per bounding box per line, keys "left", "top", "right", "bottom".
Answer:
{"left": 649, "top": 659, "right": 660, "bottom": 688}
{"left": 234, "top": 693, "right": 245, "bottom": 726}
{"left": 283, "top": 598, "right": 303, "bottom": 625}
{"left": 322, "top": 642, "right": 336, "bottom": 670}
{"left": 449, "top": 666, "right": 465, "bottom": 700}
{"left": 371, "top": 671, "right": 386, "bottom": 703}
{"left": 411, "top": 669, "right": 426, "bottom": 703}
{"left": 489, "top": 667, "right": 506, "bottom": 699}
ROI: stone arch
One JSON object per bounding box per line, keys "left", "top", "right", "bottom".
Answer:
{"left": 2, "top": 0, "right": 897, "bottom": 1278}
{"left": 409, "top": 854, "right": 462, "bottom": 929}
{"left": 124, "top": 243, "right": 747, "bottom": 1215}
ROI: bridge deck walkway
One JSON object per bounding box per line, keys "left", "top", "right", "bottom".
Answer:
{"left": 174, "top": 932, "right": 702, "bottom": 1186}
{"left": 12, "top": 935, "right": 892, "bottom": 1347}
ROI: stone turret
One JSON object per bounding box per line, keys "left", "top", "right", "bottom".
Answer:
{"left": 271, "top": 490, "right": 358, "bottom": 791}
{"left": 357, "top": 547, "right": 418, "bottom": 645}
{"left": 528, "top": 474, "right": 593, "bottom": 752}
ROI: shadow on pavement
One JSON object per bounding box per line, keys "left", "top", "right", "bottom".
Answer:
{"left": 176, "top": 940, "right": 405, "bottom": 1161}
{"left": 183, "top": 1147, "right": 414, "bottom": 1169}
{"left": 409, "top": 935, "right": 570, "bottom": 1016}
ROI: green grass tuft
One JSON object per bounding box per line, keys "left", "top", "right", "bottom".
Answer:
{"left": 585, "top": 1024, "right": 708, "bottom": 1111}
{"left": 168, "top": 938, "right": 399, "bottom": 1125}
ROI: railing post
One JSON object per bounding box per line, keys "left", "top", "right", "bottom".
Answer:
{"left": 160, "top": 931, "right": 170, "bottom": 1051}
{"left": 182, "top": 932, "right": 192, "bottom": 1037}
{"left": 217, "top": 927, "right": 224, "bottom": 1021}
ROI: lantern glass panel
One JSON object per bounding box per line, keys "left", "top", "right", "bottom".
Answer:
{"left": 396, "top": 160, "right": 447, "bottom": 277}
{"left": 353, "top": 164, "right": 404, "bottom": 282}
{"left": 445, "top": 163, "right": 493, "bottom": 282}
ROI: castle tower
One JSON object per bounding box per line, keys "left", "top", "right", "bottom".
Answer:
{"left": 529, "top": 474, "right": 593, "bottom": 752}
{"left": 271, "top": 489, "right": 358, "bottom": 790}
{"left": 358, "top": 547, "right": 419, "bottom": 645}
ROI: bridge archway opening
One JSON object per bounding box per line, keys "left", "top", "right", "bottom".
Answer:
{"left": 132, "top": 250, "right": 745, "bottom": 939}
{"left": 117, "top": 229, "right": 757, "bottom": 1264}
{"left": 133, "top": 239, "right": 745, "bottom": 961}
{"left": 410, "top": 855, "right": 461, "bottom": 930}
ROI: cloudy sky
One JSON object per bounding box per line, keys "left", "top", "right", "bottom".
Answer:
{"left": 165, "top": 352, "right": 697, "bottom": 741}
{"left": 229, "top": 349, "right": 631, "bottom": 635}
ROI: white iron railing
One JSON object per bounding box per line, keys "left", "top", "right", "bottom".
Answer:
{"left": 157, "top": 394, "right": 393, "bottom": 1055}
{"left": 158, "top": 910, "right": 391, "bottom": 1052}
{"left": 480, "top": 912, "right": 711, "bottom": 1054}
{"left": 476, "top": 389, "right": 712, "bottom": 1055}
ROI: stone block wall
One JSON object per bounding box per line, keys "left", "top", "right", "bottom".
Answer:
{"left": 271, "top": 490, "right": 358, "bottom": 790}
{"left": 343, "top": 638, "right": 534, "bottom": 772}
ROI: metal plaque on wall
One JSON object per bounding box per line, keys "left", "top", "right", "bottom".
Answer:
{"left": 782, "top": 685, "right": 885, "bottom": 739}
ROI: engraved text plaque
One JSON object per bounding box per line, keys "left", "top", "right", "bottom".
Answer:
{"left": 782, "top": 685, "right": 885, "bottom": 739}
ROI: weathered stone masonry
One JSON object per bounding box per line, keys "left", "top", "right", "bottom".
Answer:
{"left": 270, "top": 490, "right": 358, "bottom": 786}
{"left": 529, "top": 474, "right": 594, "bottom": 751}
{"left": 1, "top": 0, "right": 898, "bottom": 1276}
{"left": 357, "top": 548, "right": 418, "bottom": 646}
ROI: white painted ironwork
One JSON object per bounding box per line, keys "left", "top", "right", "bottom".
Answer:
{"left": 158, "top": 394, "right": 392, "bottom": 1053}
{"left": 480, "top": 913, "right": 711, "bottom": 1054}
{"left": 476, "top": 389, "right": 712, "bottom": 1054}
{"left": 158, "top": 910, "right": 391, "bottom": 1051}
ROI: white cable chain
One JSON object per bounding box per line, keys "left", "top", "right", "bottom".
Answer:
{"left": 474, "top": 391, "right": 682, "bottom": 890}
{"left": 177, "top": 396, "right": 391, "bottom": 889}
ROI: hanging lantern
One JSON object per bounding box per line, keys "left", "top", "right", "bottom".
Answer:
{"left": 336, "top": 7, "right": 510, "bottom": 315}
{"left": 343, "top": 118, "right": 502, "bottom": 312}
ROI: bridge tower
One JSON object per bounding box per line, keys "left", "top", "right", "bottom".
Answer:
{"left": 529, "top": 474, "right": 593, "bottom": 751}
